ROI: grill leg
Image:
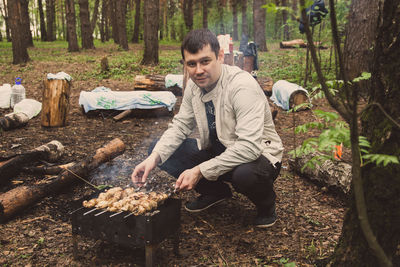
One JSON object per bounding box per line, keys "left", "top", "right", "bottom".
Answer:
{"left": 145, "top": 243, "right": 158, "bottom": 267}
{"left": 72, "top": 234, "right": 79, "bottom": 259}
{"left": 172, "top": 229, "right": 180, "bottom": 256}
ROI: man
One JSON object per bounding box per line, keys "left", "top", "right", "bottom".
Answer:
{"left": 132, "top": 29, "right": 283, "bottom": 228}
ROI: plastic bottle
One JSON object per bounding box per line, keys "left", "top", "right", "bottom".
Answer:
{"left": 229, "top": 37, "right": 234, "bottom": 54}
{"left": 10, "top": 77, "right": 26, "bottom": 108}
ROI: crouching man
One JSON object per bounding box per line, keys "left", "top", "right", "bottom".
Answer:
{"left": 132, "top": 29, "right": 283, "bottom": 228}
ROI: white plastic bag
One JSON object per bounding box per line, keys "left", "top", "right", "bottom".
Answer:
{"left": 0, "top": 84, "right": 12, "bottom": 108}
{"left": 13, "top": 99, "right": 42, "bottom": 119}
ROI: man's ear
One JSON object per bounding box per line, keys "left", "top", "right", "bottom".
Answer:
{"left": 218, "top": 49, "right": 225, "bottom": 63}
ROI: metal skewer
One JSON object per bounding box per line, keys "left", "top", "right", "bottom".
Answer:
{"left": 94, "top": 210, "right": 108, "bottom": 216}
{"left": 83, "top": 208, "right": 98, "bottom": 216}
{"left": 109, "top": 211, "right": 124, "bottom": 218}
{"left": 123, "top": 213, "right": 134, "bottom": 218}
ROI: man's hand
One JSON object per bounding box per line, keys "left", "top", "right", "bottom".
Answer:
{"left": 175, "top": 166, "right": 203, "bottom": 191}
{"left": 131, "top": 152, "right": 161, "bottom": 185}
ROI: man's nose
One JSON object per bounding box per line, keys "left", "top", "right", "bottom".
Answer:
{"left": 195, "top": 63, "right": 204, "bottom": 74}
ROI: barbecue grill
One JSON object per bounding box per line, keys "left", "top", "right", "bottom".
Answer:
{"left": 70, "top": 192, "right": 181, "bottom": 267}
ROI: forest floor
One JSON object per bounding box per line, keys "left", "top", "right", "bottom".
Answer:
{"left": 0, "top": 41, "right": 346, "bottom": 266}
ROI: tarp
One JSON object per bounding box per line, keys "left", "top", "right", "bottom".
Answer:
{"left": 79, "top": 87, "right": 177, "bottom": 113}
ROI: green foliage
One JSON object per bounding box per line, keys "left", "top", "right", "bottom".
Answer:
{"left": 273, "top": 257, "right": 297, "bottom": 267}
{"left": 289, "top": 108, "right": 399, "bottom": 170}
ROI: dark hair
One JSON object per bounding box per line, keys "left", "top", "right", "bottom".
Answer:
{"left": 181, "top": 29, "right": 220, "bottom": 60}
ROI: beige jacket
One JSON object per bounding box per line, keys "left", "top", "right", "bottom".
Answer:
{"left": 153, "top": 64, "right": 284, "bottom": 181}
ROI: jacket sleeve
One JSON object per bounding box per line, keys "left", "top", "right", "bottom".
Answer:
{"left": 199, "top": 76, "right": 268, "bottom": 180}
{"left": 152, "top": 85, "right": 197, "bottom": 163}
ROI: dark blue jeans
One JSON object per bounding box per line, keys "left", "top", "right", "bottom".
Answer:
{"left": 149, "top": 138, "right": 281, "bottom": 212}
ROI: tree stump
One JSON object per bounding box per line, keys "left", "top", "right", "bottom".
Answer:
{"left": 243, "top": 56, "right": 255, "bottom": 73}
{"left": 41, "top": 79, "right": 71, "bottom": 127}
{"left": 234, "top": 52, "right": 244, "bottom": 69}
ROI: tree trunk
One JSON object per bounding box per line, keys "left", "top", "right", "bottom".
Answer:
{"left": 273, "top": 0, "right": 280, "bottom": 39}
{"left": 8, "top": 0, "right": 30, "bottom": 64}
{"left": 59, "top": 0, "right": 65, "bottom": 40}
{"left": 329, "top": 1, "right": 400, "bottom": 265}
{"left": 343, "top": 0, "right": 379, "bottom": 96}
{"left": 0, "top": 138, "right": 126, "bottom": 222}
{"left": 78, "top": 0, "right": 94, "bottom": 49}
{"left": 232, "top": 0, "right": 238, "bottom": 41}
{"left": 253, "top": 0, "right": 267, "bottom": 51}
{"left": 281, "top": 0, "right": 289, "bottom": 40}
{"left": 65, "top": 0, "right": 79, "bottom": 52}
{"left": 182, "top": 0, "right": 193, "bottom": 31}
{"left": 21, "top": 0, "right": 33, "bottom": 47}
{"left": 116, "top": 0, "right": 128, "bottom": 50}
{"left": 0, "top": 141, "right": 64, "bottom": 185}
{"left": 45, "top": 0, "right": 56, "bottom": 41}
{"left": 141, "top": 0, "right": 159, "bottom": 65}
{"left": 90, "top": 0, "right": 100, "bottom": 33}
{"left": 217, "top": 0, "right": 224, "bottom": 34}
{"left": 99, "top": 0, "right": 106, "bottom": 42}
{"left": 38, "top": 0, "right": 47, "bottom": 41}
{"left": 110, "top": 0, "right": 119, "bottom": 44}
{"left": 131, "top": 0, "right": 140, "bottom": 43}
{"left": 241, "top": 0, "right": 248, "bottom": 37}
{"left": 202, "top": 0, "right": 208, "bottom": 29}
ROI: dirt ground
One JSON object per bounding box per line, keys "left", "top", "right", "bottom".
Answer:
{"left": 0, "top": 45, "right": 346, "bottom": 266}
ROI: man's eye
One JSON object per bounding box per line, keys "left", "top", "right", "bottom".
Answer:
{"left": 201, "top": 60, "right": 210, "bottom": 65}
{"left": 187, "top": 62, "right": 196, "bottom": 68}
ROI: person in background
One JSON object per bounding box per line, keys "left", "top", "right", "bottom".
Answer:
{"left": 132, "top": 29, "right": 283, "bottom": 228}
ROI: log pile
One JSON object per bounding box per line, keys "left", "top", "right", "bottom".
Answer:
{"left": 0, "top": 141, "right": 64, "bottom": 185}
{"left": 134, "top": 75, "right": 182, "bottom": 96}
{"left": 0, "top": 138, "right": 126, "bottom": 222}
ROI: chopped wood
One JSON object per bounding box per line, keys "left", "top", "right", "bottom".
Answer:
{"left": 41, "top": 79, "right": 71, "bottom": 127}
{"left": 280, "top": 39, "right": 328, "bottom": 49}
{"left": 22, "top": 162, "right": 75, "bottom": 175}
{"left": 0, "top": 138, "right": 126, "bottom": 222}
{"left": 289, "top": 152, "right": 352, "bottom": 195}
{"left": 289, "top": 90, "right": 310, "bottom": 110}
{"left": 243, "top": 56, "right": 255, "bottom": 73}
{"left": 113, "top": 109, "right": 133, "bottom": 121}
{"left": 0, "top": 141, "right": 64, "bottom": 185}
{"left": 134, "top": 74, "right": 182, "bottom": 96}
{"left": 0, "top": 112, "right": 29, "bottom": 131}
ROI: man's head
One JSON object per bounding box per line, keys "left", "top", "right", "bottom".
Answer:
{"left": 181, "top": 29, "right": 220, "bottom": 60}
{"left": 181, "top": 29, "right": 224, "bottom": 90}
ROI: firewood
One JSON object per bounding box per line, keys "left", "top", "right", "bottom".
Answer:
{"left": 21, "top": 162, "right": 75, "bottom": 175}
{"left": 280, "top": 39, "right": 306, "bottom": 48}
{"left": 113, "top": 109, "right": 133, "bottom": 121}
{"left": 289, "top": 151, "right": 352, "bottom": 195}
{"left": 0, "top": 112, "right": 29, "bottom": 131}
{"left": 0, "top": 138, "right": 126, "bottom": 222}
{"left": 0, "top": 141, "right": 64, "bottom": 185}
{"left": 134, "top": 74, "right": 182, "bottom": 96}
{"left": 41, "top": 78, "right": 71, "bottom": 127}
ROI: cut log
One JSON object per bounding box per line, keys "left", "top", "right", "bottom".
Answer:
{"left": 280, "top": 39, "right": 328, "bottom": 49}
{"left": 41, "top": 79, "right": 71, "bottom": 127}
{"left": 134, "top": 75, "right": 182, "bottom": 96}
{"left": 22, "top": 162, "right": 75, "bottom": 175}
{"left": 289, "top": 152, "right": 352, "bottom": 195}
{"left": 224, "top": 53, "right": 234, "bottom": 66}
{"left": 289, "top": 90, "right": 309, "bottom": 110}
{"left": 113, "top": 109, "right": 133, "bottom": 121}
{"left": 280, "top": 39, "right": 306, "bottom": 48}
{"left": 0, "top": 141, "right": 64, "bottom": 185}
{"left": 258, "top": 77, "right": 274, "bottom": 97}
{"left": 0, "top": 112, "right": 29, "bottom": 131}
{"left": 0, "top": 138, "right": 126, "bottom": 222}
{"left": 234, "top": 52, "right": 244, "bottom": 69}
{"left": 243, "top": 56, "right": 255, "bottom": 73}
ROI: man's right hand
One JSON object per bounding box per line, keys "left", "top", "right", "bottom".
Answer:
{"left": 131, "top": 152, "right": 161, "bottom": 185}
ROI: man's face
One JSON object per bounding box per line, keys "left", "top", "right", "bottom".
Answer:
{"left": 183, "top": 44, "right": 224, "bottom": 91}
